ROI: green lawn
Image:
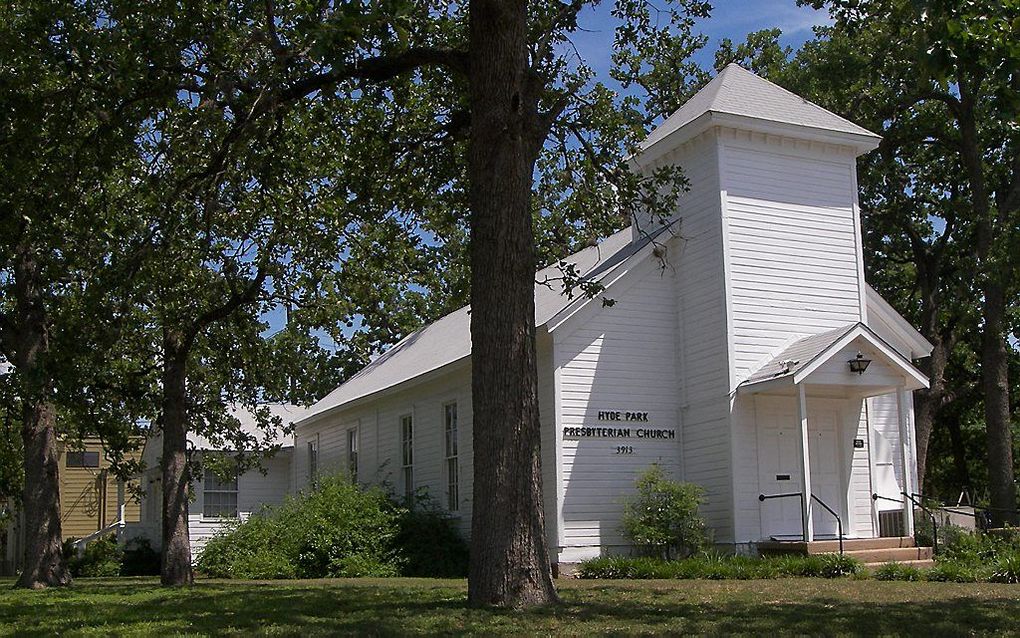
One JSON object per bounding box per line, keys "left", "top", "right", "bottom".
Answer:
{"left": 1, "top": 577, "right": 1019, "bottom": 636}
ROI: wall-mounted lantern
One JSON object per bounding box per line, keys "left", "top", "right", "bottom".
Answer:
{"left": 848, "top": 351, "right": 871, "bottom": 375}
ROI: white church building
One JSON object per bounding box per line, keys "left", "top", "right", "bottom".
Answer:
{"left": 293, "top": 64, "right": 934, "bottom": 564}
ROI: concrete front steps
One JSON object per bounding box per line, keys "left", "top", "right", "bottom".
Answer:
{"left": 758, "top": 536, "right": 934, "bottom": 568}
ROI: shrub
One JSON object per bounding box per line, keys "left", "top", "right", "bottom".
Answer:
{"left": 621, "top": 465, "right": 710, "bottom": 559}
{"left": 575, "top": 553, "right": 862, "bottom": 580}
{"left": 576, "top": 556, "right": 668, "bottom": 579}
{"left": 937, "top": 525, "right": 1020, "bottom": 577}
{"left": 196, "top": 473, "right": 402, "bottom": 579}
{"left": 120, "top": 537, "right": 161, "bottom": 576}
{"left": 873, "top": 562, "right": 922, "bottom": 581}
{"left": 394, "top": 493, "right": 469, "bottom": 577}
{"left": 198, "top": 515, "right": 288, "bottom": 579}
{"left": 989, "top": 551, "right": 1020, "bottom": 584}
{"left": 67, "top": 534, "right": 122, "bottom": 578}
{"left": 819, "top": 553, "right": 862, "bottom": 578}
{"left": 926, "top": 561, "right": 978, "bottom": 583}
{"left": 771, "top": 554, "right": 825, "bottom": 577}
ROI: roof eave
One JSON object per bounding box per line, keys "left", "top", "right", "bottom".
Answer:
{"left": 634, "top": 111, "right": 882, "bottom": 168}
{"left": 865, "top": 284, "right": 935, "bottom": 358}
{"left": 295, "top": 355, "right": 472, "bottom": 428}
{"left": 792, "top": 324, "right": 930, "bottom": 390}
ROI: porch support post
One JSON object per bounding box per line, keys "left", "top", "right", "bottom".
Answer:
{"left": 896, "top": 388, "right": 915, "bottom": 537}
{"left": 117, "top": 479, "right": 126, "bottom": 524}
{"left": 797, "top": 383, "right": 813, "bottom": 542}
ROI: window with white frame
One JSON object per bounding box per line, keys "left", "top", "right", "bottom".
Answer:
{"left": 307, "top": 439, "right": 318, "bottom": 484}
{"left": 203, "top": 467, "right": 238, "bottom": 518}
{"left": 347, "top": 427, "right": 359, "bottom": 481}
{"left": 444, "top": 403, "right": 459, "bottom": 511}
{"left": 400, "top": 414, "right": 413, "bottom": 501}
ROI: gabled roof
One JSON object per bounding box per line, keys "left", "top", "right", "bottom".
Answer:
{"left": 188, "top": 403, "right": 302, "bottom": 450}
{"left": 744, "top": 324, "right": 860, "bottom": 385}
{"left": 741, "top": 322, "right": 929, "bottom": 392}
{"left": 639, "top": 64, "right": 880, "bottom": 155}
{"left": 300, "top": 227, "right": 667, "bottom": 423}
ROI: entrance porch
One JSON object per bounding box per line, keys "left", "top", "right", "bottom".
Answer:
{"left": 736, "top": 323, "right": 929, "bottom": 546}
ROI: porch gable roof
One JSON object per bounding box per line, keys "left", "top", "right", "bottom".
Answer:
{"left": 740, "top": 322, "right": 929, "bottom": 392}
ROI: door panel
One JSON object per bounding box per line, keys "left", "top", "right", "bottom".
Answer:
{"left": 808, "top": 409, "right": 841, "bottom": 537}
{"left": 757, "top": 410, "right": 802, "bottom": 539}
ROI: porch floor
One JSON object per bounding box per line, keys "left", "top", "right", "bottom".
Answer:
{"left": 757, "top": 536, "right": 933, "bottom": 567}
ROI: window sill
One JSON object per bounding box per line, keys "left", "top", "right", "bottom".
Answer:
{"left": 199, "top": 516, "right": 239, "bottom": 524}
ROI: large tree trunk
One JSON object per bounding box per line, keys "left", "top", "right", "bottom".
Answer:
{"left": 957, "top": 90, "right": 1018, "bottom": 527}
{"left": 913, "top": 392, "right": 936, "bottom": 495}
{"left": 913, "top": 334, "right": 950, "bottom": 494}
{"left": 12, "top": 245, "right": 70, "bottom": 589}
{"left": 979, "top": 283, "right": 1017, "bottom": 526}
{"left": 16, "top": 401, "right": 70, "bottom": 589}
{"left": 945, "top": 410, "right": 972, "bottom": 499}
{"left": 465, "top": 0, "right": 557, "bottom": 609}
{"left": 160, "top": 329, "right": 193, "bottom": 585}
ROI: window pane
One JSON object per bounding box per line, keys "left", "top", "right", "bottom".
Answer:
{"left": 403, "top": 467, "right": 413, "bottom": 499}
{"left": 66, "top": 451, "right": 100, "bottom": 468}
{"left": 447, "top": 458, "right": 458, "bottom": 511}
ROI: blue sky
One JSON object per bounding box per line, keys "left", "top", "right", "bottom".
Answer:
{"left": 572, "top": 0, "right": 831, "bottom": 76}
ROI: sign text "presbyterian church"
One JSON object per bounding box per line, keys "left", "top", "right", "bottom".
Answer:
{"left": 562, "top": 426, "right": 676, "bottom": 439}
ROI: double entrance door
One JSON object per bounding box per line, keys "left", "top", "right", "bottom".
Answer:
{"left": 757, "top": 399, "right": 844, "bottom": 539}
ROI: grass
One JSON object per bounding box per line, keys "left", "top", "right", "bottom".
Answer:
{"left": 1, "top": 577, "right": 1019, "bottom": 636}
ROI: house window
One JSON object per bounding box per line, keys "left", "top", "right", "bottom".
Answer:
{"left": 66, "top": 451, "right": 100, "bottom": 468}
{"left": 444, "top": 403, "right": 459, "bottom": 511}
{"left": 203, "top": 467, "right": 238, "bottom": 518}
{"left": 307, "top": 439, "right": 318, "bottom": 483}
{"left": 347, "top": 428, "right": 359, "bottom": 481}
{"left": 400, "top": 415, "right": 413, "bottom": 501}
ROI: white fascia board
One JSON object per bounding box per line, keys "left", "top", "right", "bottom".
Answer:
{"left": 708, "top": 113, "right": 881, "bottom": 155}
{"left": 736, "top": 374, "right": 795, "bottom": 395}
{"left": 865, "top": 284, "right": 934, "bottom": 358}
{"left": 793, "top": 325, "right": 930, "bottom": 390}
{"left": 635, "top": 111, "right": 880, "bottom": 168}
{"left": 294, "top": 356, "right": 472, "bottom": 429}
{"left": 632, "top": 112, "right": 715, "bottom": 168}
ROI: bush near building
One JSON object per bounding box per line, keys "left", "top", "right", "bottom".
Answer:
{"left": 621, "top": 465, "right": 711, "bottom": 560}
{"left": 195, "top": 473, "right": 469, "bottom": 579}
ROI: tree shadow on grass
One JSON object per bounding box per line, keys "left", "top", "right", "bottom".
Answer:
{"left": 2, "top": 580, "right": 1019, "bottom": 636}
{"left": 549, "top": 596, "right": 1020, "bottom": 636}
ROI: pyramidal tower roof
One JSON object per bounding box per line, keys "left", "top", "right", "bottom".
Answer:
{"left": 639, "top": 63, "right": 880, "bottom": 154}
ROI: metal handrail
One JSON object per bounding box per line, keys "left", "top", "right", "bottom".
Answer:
{"left": 758, "top": 492, "right": 844, "bottom": 554}
{"left": 759, "top": 491, "right": 807, "bottom": 541}
{"left": 811, "top": 494, "right": 844, "bottom": 555}
{"left": 904, "top": 492, "right": 938, "bottom": 556}
{"left": 872, "top": 493, "right": 903, "bottom": 505}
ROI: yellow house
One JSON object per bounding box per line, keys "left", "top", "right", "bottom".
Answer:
{"left": 58, "top": 438, "right": 142, "bottom": 540}
{"left": 2, "top": 438, "right": 143, "bottom": 575}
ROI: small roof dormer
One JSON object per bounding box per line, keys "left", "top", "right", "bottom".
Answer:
{"left": 636, "top": 64, "right": 880, "bottom": 166}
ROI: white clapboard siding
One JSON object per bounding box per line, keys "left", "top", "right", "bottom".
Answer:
{"left": 668, "top": 132, "right": 735, "bottom": 543}
{"left": 720, "top": 131, "right": 864, "bottom": 383}
{"left": 554, "top": 256, "right": 682, "bottom": 560}
{"left": 190, "top": 451, "right": 293, "bottom": 558}
{"left": 847, "top": 399, "right": 875, "bottom": 536}
{"left": 295, "top": 365, "right": 477, "bottom": 537}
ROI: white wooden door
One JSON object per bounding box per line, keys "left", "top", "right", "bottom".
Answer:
{"left": 757, "top": 411, "right": 802, "bottom": 539}
{"left": 807, "top": 408, "right": 843, "bottom": 538}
